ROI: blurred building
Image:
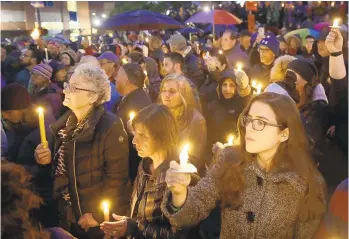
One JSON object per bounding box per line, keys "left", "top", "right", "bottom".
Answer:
{"left": 0, "top": 1, "right": 114, "bottom": 38}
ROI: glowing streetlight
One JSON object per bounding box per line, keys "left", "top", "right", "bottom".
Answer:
{"left": 203, "top": 5, "right": 210, "bottom": 12}
{"left": 94, "top": 18, "right": 101, "bottom": 26}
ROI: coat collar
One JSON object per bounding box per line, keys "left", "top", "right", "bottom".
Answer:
{"left": 50, "top": 105, "right": 105, "bottom": 142}
{"left": 141, "top": 153, "right": 178, "bottom": 179}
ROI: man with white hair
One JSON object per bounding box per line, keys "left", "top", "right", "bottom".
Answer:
{"left": 35, "top": 63, "right": 130, "bottom": 238}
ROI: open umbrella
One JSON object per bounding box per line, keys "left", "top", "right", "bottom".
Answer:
{"left": 204, "top": 24, "right": 237, "bottom": 37}
{"left": 314, "top": 22, "right": 330, "bottom": 32}
{"left": 102, "top": 10, "right": 184, "bottom": 31}
{"left": 284, "top": 28, "right": 320, "bottom": 45}
{"left": 185, "top": 10, "right": 242, "bottom": 41}
{"left": 179, "top": 27, "right": 203, "bottom": 37}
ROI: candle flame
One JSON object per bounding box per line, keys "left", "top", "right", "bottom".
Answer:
{"left": 37, "top": 107, "right": 44, "bottom": 114}
{"left": 180, "top": 144, "right": 189, "bottom": 166}
{"left": 129, "top": 111, "right": 136, "bottom": 121}
{"left": 333, "top": 19, "right": 340, "bottom": 28}
{"left": 122, "top": 58, "right": 128, "bottom": 64}
{"left": 236, "top": 63, "right": 242, "bottom": 71}
{"left": 218, "top": 50, "right": 223, "bottom": 55}
{"left": 145, "top": 37, "right": 149, "bottom": 43}
{"left": 143, "top": 70, "right": 148, "bottom": 76}
{"left": 257, "top": 83, "right": 262, "bottom": 94}
{"left": 101, "top": 200, "right": 110, "bottom": 211}
{"left": 252, "top": 80, "right": 257, "bottom": 88}
{"left": 227, "top": 135, "right": 234, "bottom": 145}
{"left": 31, "top": 28, "right": 40, "bottom": 40}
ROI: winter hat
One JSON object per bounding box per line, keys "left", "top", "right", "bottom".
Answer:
{"left": 61, "top": 49, "right": 77, "bottom": 64}
{"left": 259, "top": 35, "right": 280, "bottom": 56}
{"left": 32, "top": 63, "right": 53, "bottom": 80}
{"left": 264, "top": 83, "right": 292, "bottom": 99}
{"left": 48, "top": 40, "right": 60, "bottom": 49}
{"left": 287, "top": 59, "right": 318, "bottom": 84}
{"left": 98, "top": 51, "right": 119, "bottom": 64}
{"left": 1, "top": 83, "right": 32, "bottom": 111}
{"left": 317, "top": 29, "right": 330, "bottom": 41}
{"left": 49, "top": 60, "right": 65, "bottom": 80}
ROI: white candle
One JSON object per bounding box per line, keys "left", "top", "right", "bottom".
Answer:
{"left": 145, "top": 37, "right": 149, "bottom": 43}
{"left": 129, "top": 111, "right": 135, "bottom": 121}
{"left": 257, "top": 83, "right": 262, "bottom": 94}
{"left": 37, "top": 107, "right": 48, "bottom": 148}
{"left": 102, "top": 200, "right": 110, "bottom": 222}
{"left": 227, "top": 135, "right": 234, "bottom": 146}
{"left": 179, "top": 144, "right": 189, "bottom": 166}
{"left": 252, "top": 80, "right": 257, "bottom": 88}
{"left": 44, "top": 48, "right": 49, "bottom": 61}
{"left": 87, "top": 36, "right": 92, "bottom": 46}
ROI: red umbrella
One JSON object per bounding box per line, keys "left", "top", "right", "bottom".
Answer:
{"left": 185, "top": 10, "right": 242, "bottom": 41}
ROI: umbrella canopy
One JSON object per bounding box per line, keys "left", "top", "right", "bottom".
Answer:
{"left": 102, "top": 10, "right": 184, "bottom": 31}
{"left": 284, "top": 28, "right": 320, "bottom": 44}
{"left": 185, "top": 9, "right": 242, "bottom": 25}
{"left": 204, "top": 24, "right": 237, "bottom": 37}
{"left": 179, "top": 27, "right": 203, "bottom": 36}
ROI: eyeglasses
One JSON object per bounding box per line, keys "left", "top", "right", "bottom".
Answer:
{"left": 63, "top": 82, "right": 96, "bottom": 93}
{"left": 241, "top": 115, "right": 284, "bottom": 131}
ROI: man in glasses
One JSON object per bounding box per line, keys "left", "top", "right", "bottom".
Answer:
{"left": 248, "top": 35, "right": 279, "bottom": 88}
{"left": 98, "top": 52, "right": 122, "bottom": 112}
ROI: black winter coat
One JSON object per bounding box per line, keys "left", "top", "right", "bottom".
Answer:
{"left": 248, "top": 62, "right": 273, "bottom": 88}
{"left": 207, "top": 95, "right": 251, "bottom": 147}
{"left": 51, "top": 106, "right": 130, "bottom": 227}
{"left": 183, "top": 50, "right": 206, "bottom": 89}
{"left": 114, "top": 88, "right": 152, "bottom": 182}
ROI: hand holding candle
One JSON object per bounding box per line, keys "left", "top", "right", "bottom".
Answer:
{"left": 129, "top": 111, "right": 136, "bottom": 121}
{"left": 331, "top": 18, "right": 340, "bottom": 29}
{"left": 171, "top": 144, "right": 197, "bottom": 173}
{"left": 37, "top": 107, "right": 48, "bottom": 148}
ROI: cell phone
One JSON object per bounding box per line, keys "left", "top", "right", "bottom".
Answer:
{"left": 258, "top": 27, "right": 265, "bottom": 39}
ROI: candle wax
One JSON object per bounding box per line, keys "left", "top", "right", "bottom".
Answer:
{"left": 37, "top": 107, "right": 48, "bottom": 148}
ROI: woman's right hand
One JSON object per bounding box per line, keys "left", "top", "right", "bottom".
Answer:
{"left": 166, "top": 161, "right": 191, "bottom": 207}
{"left": 35, "top": 143, "right": 52, "bottom": 165}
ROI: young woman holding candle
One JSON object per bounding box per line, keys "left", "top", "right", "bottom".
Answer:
{"left": 100, "top": 103, "right": 199, "bottom": 239}
{"left": 158, "top": 73, "right": 207, "bottom": 174}
{"left": 163, "top": 92, "right": 327, "bottom": 239}
{"left": 34, "top": 63, "right": 130, "bottom": 239}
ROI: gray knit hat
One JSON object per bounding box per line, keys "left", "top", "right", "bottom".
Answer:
{"left": 32, "top": 63, "right": 53, "bottom": 80}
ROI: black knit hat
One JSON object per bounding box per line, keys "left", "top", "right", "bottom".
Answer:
{"left": 1, "top": 84, "right": 32, "bottom": 111}
{"left": 287, "top": 59, "right": 318, "bottom": 84}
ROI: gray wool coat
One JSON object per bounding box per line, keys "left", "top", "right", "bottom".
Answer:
{"left": 162, "top": 148, "right": 326, "bottom": 239}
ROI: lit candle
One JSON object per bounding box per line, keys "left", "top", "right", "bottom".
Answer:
{"left": 332, "top": 18, "right": 340, "bottom": 28}
{"left": 227, "top": 134, "right": 234, "bottom": 146}
{"left": 122, "top": 58, "right": 128, "bottom": 64}
{"left": 129, "top": 111, "right": 136, "bottom": 121}
{"left": 37, "top": 107, "right": 48, "bottom": 148}
{"left": 44, "top": 48, "right": 49, "bottom": 61}
{"left": 196, "top": 43, "right": 200, "bottom": 53}
{"left": 257, "top": 83, "right": 262, "bottom": 94}
{"left": 218, "top": 50, "right": 223, "bottom": 55}
{"left": 87, "top": 36, "right": 92, "bottom": 45}
{"left": 179, "top": 144, "right": 189, "bottom": 166}
{"left": 31, "top": 28, "right": 40, "bottom": 40}
{"left": 281, "top": 3, "right": 285, "bottom": 7}
{"left": 102, "top": 200, "right": 110, "bottom": 222}
{"left": 252, "top": 80, "right": 257, "bottom": 88}
{"left": 145, "top": 37, "right": 149, "bottom": 43}
{"left": 331, "top": 2, "right": 335, "bottom": 7}
{"left": 143, "top": 70, "right": 148, "bottom": 76}
{"left": 236, "top": 63, "right": 243, "bottom": 71}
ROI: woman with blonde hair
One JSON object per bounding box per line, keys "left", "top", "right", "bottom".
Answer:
{"left": 158, "top": 73, "right": 207, "bottom": 173}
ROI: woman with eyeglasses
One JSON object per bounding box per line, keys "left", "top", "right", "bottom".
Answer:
{"left": 163, "top": 92, "right": 327, "bottom": 239}
{"left": 34, "top": 63, "right": 130, "bottom": 239}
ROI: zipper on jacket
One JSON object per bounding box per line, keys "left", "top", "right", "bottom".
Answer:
{"left": 73, "top": 140, "right": 82, "bottom": 217}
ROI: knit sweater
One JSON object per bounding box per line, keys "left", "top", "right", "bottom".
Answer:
{"left": 162, "top": 149, "right": 326, "bottom": 239}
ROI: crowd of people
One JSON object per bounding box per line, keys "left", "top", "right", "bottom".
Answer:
{"left": 1, "top": 3, "right": 348, "bottom": 239}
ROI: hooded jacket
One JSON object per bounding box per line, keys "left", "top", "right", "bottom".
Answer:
{"left": 206, "top": 71, "right": 251, "bottom": 147}
{"left": 143, "top": 57, "right": 162, "bottom": 101}
{"left": 182, "top": 47, "right": 206, "bottom": 89}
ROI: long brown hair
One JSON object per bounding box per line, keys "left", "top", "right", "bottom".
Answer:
{"left": 132, "top": 103, "right": 179, "bottom": 158}
{"left": 237, "top": 92, "right": 326, "bottom": 219}
{"left": 218, "top": 146, "right": 245, "bottom": 209}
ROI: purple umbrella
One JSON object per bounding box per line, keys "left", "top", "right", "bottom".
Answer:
{"left": 102, "top": 10, "right": 184, "bottom": 31}
{"left": 179, "top": 27, "right": 203, "bottom": 36}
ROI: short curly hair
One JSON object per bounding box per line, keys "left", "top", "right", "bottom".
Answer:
{"left": 73, "top": 63, "right": 111, "bottom": 106}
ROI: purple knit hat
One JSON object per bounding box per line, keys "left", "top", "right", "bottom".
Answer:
{"left": 32, "top": 63, "right": 53, "bottom": 80}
